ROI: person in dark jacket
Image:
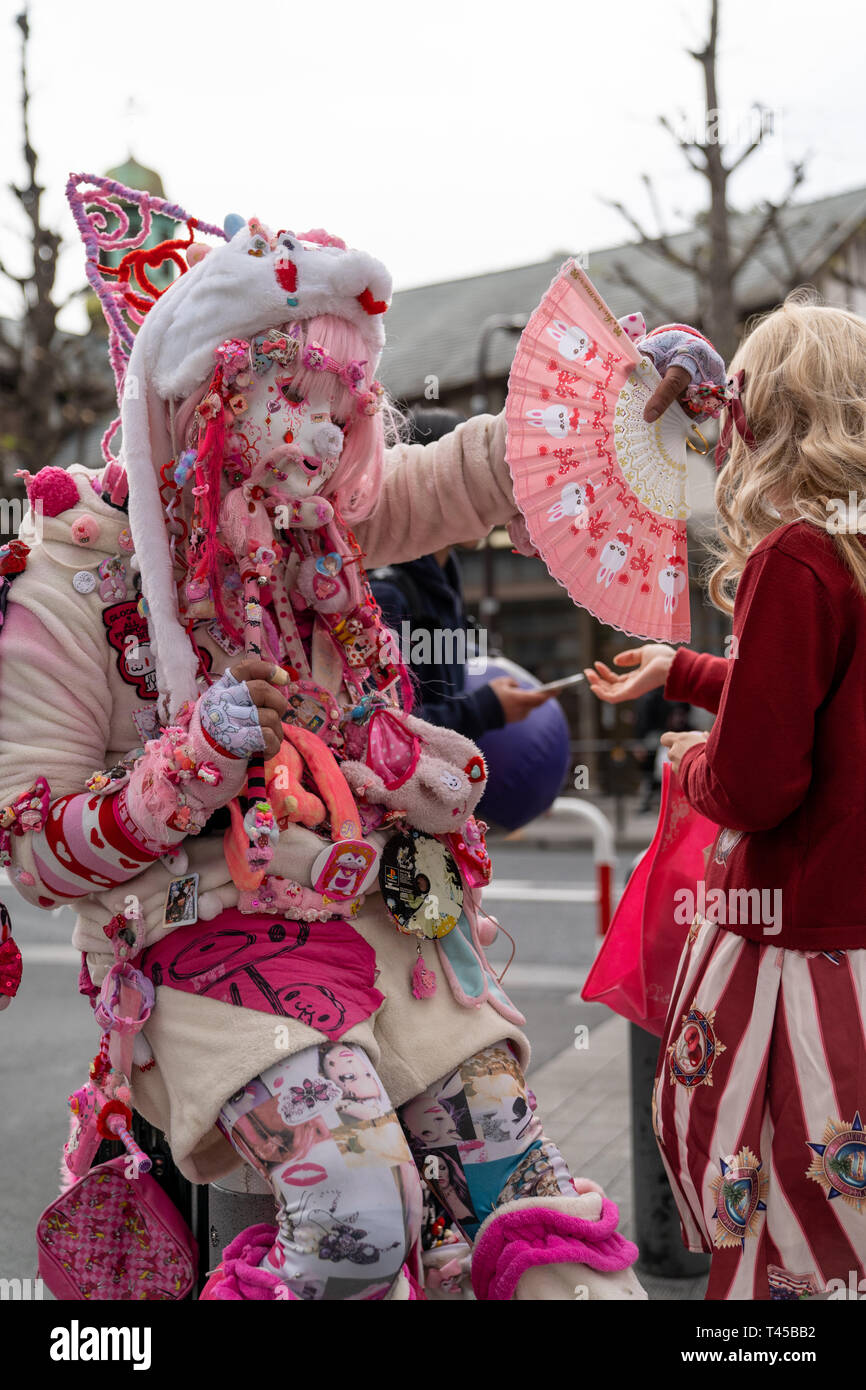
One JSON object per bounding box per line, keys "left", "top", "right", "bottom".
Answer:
{"left": 369, "top": 408, "right": 554, "bottom": 740}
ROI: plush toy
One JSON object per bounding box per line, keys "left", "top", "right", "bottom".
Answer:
{"left": 340, "top": 708, "right": 487, "bottom": 834}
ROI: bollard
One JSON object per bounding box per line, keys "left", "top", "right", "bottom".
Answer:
{"left": 550, "top": 796, "right": 615, "bottom": 936}
{"left": 206, "top": 1166, "right": 278, "bottom": 1274}
{"left": 629, "top": 1022, "right": 710, "bottom": 1278}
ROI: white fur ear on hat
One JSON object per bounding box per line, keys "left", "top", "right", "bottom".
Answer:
{"left": 123, "top": 330, "right": 200, "bottom": 719}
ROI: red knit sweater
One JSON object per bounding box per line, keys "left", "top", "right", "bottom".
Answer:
{"left": 665, "top": 520, "right": 866, "bottom": 950}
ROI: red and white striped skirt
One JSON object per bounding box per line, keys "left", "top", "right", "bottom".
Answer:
{"left": 653, "top": 915, "right": 866, "bottom": 1301}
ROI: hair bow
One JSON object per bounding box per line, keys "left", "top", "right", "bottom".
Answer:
{"left": 714, "top": 370, "right": 757, "bottom": 469}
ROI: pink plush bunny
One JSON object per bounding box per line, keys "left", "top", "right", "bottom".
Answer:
{"left": 340, "top": 708, "right": 487, "bottom": 834}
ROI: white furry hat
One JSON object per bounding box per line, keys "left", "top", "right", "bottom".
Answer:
{"left": 135, "top": 218, "right": 392, "bottom": 403}
{"left": 120, "top": 217, "right": 392, "bottom": 718}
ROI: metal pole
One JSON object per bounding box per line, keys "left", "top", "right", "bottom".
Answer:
{"left": 206, "top": 1165, "right": 277, "bottom": 1280}
{"left": 471, "top": 313, "right": 528, "bottom": 645}
{"left": 629, "top": 1021, "right": 710, "bottom": 1278}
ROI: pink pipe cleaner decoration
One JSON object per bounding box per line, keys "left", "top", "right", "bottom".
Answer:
{"left": 66, "top": 173, "right": 227, "bottom": 463}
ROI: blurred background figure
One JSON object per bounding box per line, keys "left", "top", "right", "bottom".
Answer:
{"left": 632, "top": 690, "right": 695, "bottom": 813}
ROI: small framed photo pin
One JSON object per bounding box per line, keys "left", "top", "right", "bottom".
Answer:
{"left": 164, "top": 873, "right": 199, "bottom": 927}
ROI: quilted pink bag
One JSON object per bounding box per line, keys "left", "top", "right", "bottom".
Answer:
{"left": 36, "top": 1157, "right": 197, "bottom": 1300}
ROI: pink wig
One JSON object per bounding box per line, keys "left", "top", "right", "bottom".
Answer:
{"left": 287, "top": 314, "right": 385, "bottom": 525}
{"left": 168, "top": 314, "right": 389, "bottom": 526}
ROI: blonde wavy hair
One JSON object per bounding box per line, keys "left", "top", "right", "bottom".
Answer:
{"left": 708, "top": 289, "right": 866, "bottom": 612}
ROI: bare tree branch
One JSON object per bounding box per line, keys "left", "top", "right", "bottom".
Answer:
{"left": 641, "top": 174, "right": 667, "bottom": 238}
{"left": 729, "top": 161, "right": 806, "bottom": 278}
{"left": 657, "top": 113, "right": 701, "bottom": 156}
{"left": 612, "top": 260, "right": 683, "bottom": 325}
{"left": 748, "top": 247, "right": 796, "bottom": 298}
{"left": 603, "top": 197, "right": 701, "bottom": 275}
{"left": 725, "top": 138, "right": 762, "bottom": 176}
{"left": 723, "top": 103, "right": 771, "bottom": 175}
{"left": 765, "top": 208, "right": 806, "bottom": 284}
{"left": 0, "top": 6, "right": 115, "bottom": 479}
{"left": 658, "top": 117, "right": 708, "bottom": 174}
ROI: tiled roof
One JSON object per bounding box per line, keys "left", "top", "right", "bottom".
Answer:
{"left": 379, "top": 186, "right": 866, "bottom": 401}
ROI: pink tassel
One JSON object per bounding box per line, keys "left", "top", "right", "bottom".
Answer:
{"left": 412, "top": 952, "right": 437, "bottom": 999}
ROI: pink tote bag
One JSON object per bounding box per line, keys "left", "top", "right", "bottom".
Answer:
{"left": 582, "top": 763, "right": 717, "bottom": 1035}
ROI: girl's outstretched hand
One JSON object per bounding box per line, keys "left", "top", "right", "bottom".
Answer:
{"left": 583, "top": 643, "right": 676, "bottom": 704}
{"left": 660, "top": 729, "right": 708, "bottom": 775}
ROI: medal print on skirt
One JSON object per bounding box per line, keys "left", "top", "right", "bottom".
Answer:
{"left": 667, "top": 1004, "right": 726, "bottom": 1088}
{"left": 766, "top": 1265, "right": 822, "bottom": 1300}
{"left": 312, "top": 840, "right": 379, "bottom": 902}
{"left": 806, "top": 1111, "right": 866, "bottom": 1212}
{"left": 380, "top": 830, "right": 465, "bottom": 1001}
{"left": 709, "top": 1147, "right": 769, "bottom": 1249}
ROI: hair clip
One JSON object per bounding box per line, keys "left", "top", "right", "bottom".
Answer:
{"left": 251, "top": 330, "right": 300, "bottom": 374}
{"left": 301, "top": 344, "right": 384, "bottom": 415}
{"left": 714, "top": 370, "right": 757, "bottom": 469}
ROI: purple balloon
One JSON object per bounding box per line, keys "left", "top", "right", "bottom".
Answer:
{"left": 465, "top": 657, "right": 571, "bottom": 831}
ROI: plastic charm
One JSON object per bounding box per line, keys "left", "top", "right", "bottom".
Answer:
{"left": 311, "top": 839, "right": 379, "bottom": 901}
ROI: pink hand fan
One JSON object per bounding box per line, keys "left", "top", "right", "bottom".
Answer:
{"left": 505, "top": 260, "right": 694, "bottom": 643}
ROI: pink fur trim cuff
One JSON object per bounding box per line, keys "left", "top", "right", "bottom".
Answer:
{"left": 470, "top": 1197, "right": 639, "bottom": 1302}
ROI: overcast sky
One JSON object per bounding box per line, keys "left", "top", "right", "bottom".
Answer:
{"left": 0, "top": 0, "right": 863, "bottom": 330}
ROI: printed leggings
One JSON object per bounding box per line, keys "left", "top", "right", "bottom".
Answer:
{"left": 216, "top": 1039, "right": 576, "bottom": 1300}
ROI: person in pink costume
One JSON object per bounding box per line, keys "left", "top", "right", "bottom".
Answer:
{"left": 0, "top": 179, "right": 702, "bottom": 1299}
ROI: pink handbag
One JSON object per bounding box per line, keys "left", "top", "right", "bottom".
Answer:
{"left": 581, "top": 763, "right": 717, "bottom": 1035}
{"left": 36, "top": 1157, "right": 197, "bottom": 1300}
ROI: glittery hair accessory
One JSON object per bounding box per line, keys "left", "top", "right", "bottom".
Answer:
{"left": 302, "top": 342, "right": 385, "bottom": 416}
{"left": 250, "top": 328, "right": 301, "bottom": 373}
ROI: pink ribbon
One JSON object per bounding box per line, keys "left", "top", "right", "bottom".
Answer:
{"left": 715, "top": 370, "right": 757, "bottom": 468}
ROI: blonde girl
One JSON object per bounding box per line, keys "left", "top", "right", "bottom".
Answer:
{"left": 587, "top": 294, "right": 866, "bottom": 1301}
